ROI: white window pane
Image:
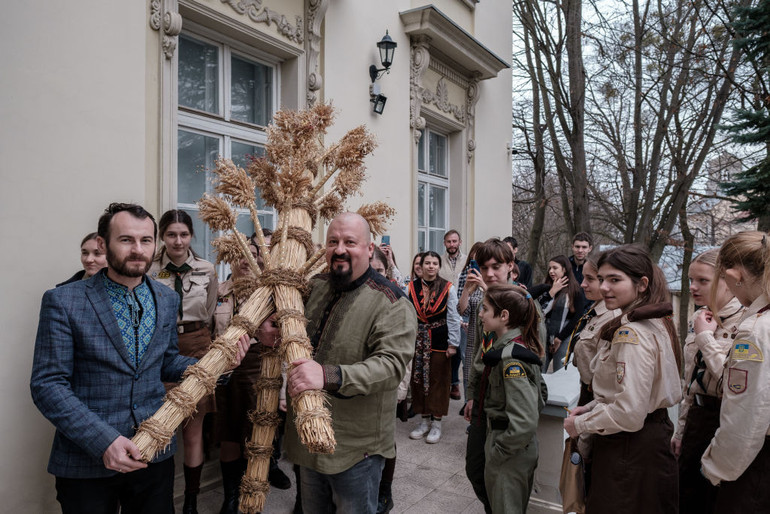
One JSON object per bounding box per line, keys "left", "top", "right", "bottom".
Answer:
{"left": 182, "top": 208, "right": 215, "bottom": 262}
{"left": 429, "top": 132, "right": 447, "bottom": 177}
{"left": 418, "top": 131, "right": 425, "bottom": 173}
{"left": 429, "top": 230, "right": 444, "bottom": 254}
{"left": 428, "top": 185, "right": 446, "bottom": 229}
{"left": 231, "top": 141, "right": 270, "bottom": 212}
{"left": 418, "top": 231, "right": 426, "bottom": 253}
{"left": 178, "top": 35, "right": 219, "bottom": 114}
{"left": 259, "top": 213, "right": 274, "bottom": 230}
{"left": 231, "top": 55, "right": 272, "bottom": 126}
{"left": 418, "top": 182, "right": 426, "bottom": 228}
{"left": 178, "top": 130, "right": 219, "bottom": 205}
{"left": 235, "top": 213, "right": 255, "bottom": 239}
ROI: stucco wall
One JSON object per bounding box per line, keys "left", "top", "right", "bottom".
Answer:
{"left": 0, "top": 2, "right": 149, "bottom": 511}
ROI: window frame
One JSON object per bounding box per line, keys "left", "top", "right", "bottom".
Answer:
{"left": 417, "top": 128, "right": 450, "bottom": 253}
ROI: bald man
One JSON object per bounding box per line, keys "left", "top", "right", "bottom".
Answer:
{"left": 285, "top": 213, "right": 417, "bottom": 513}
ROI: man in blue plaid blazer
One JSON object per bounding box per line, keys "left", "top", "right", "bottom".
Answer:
{"left": 31, "top": 203, "right": 250, "bottom": 514}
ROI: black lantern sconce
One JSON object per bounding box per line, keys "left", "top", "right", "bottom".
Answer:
{"left": 369, "top": 30, "right": 397, "bottom": 115}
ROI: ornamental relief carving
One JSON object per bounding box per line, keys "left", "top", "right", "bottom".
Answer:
{"left": 150, "top": 0, "right": 183, "bottom": 59}
{"left": 221, "top": 0, "right": 303, "bottom": 44}
{"left": 421, "top": 77, "right": 465, "bottom": 123}
{"left": 305, "top": 0, "right": 329, "bottom": 105}
{"left": 409, "top": 36, "right": 431, "bottom": 144}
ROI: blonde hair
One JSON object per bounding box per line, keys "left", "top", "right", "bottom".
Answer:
{"left": 715, "top": 231, "right": 770, "bottom": 300}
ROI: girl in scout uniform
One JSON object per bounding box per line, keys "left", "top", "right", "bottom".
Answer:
{"left": 149, "top": 209, "right": 218, "bottom": 514}
{"left": 671, "top": 249, "right": 743, "bottom": 513}
{"left": 701, "top": 231, "right": 770, "bottom": 511}
{"left": 564, "top": 244, "right": 682, "bottom": 514}
{"left": 477, "top": 283, "right": 547, "bottom": 514}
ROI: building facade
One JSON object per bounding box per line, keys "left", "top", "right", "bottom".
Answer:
{"left": 0, "top": 1, "right": 512, "bottom": 510}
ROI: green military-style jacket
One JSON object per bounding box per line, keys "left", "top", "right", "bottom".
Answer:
{"left": 482, "top": 328, "right": 547, "bottom": 454}
{"left": 284, "top": 268, "right": 417, "bottom": 474}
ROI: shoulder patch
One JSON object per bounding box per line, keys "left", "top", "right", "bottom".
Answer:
{"left": 613, "top": 327, "right": 639, "bottom": 345}
{"left": 727, "top": 367, "right": 747, "bottom": 394}
{"left": 504, "top": 362, "right": 527, "bottom": 379}
{"left": 732, "top": 339, "right": 764, "bottom": 362}
{"left": 616, "top": 362, "right": 626, "bottom": 383}
{"left": 156, "top": 270, "right": 171, "bottom": 279}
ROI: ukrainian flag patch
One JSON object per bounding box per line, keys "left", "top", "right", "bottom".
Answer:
{"left": 732, "top": 340, "right": 764, "bottom": 362}
{"left": 504, "top": 363, "right": 527, "bottom": 379}
{"left": 613, "top": 327, "right": 639, "bottom": 345}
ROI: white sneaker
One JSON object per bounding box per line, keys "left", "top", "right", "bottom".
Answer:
{"left": 426, "top": 421, "right": 442, "bottom": 444}
{"left": 409, "top": 419, "right": 430, "bottom": 439}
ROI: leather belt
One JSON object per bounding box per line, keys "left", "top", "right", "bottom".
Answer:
{"left": 177, "top": 320, "right": 206, "bottom": 334}
{"left": 694, "top": 393, "right": 721, "bottom": 411}
{"left": 488, "top": 418, "right": 509, "bottom": 431}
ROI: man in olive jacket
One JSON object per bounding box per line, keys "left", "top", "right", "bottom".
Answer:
{"left": 286, "top": 212, "right": 417, "bottom": 513}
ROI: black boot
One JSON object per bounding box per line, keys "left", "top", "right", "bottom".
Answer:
{"left": 268, "top": 458, "right": 291, "bottom": 490}
{"left": 220, "top": 458, "right": 246, "bottom": 514}
{"left": 182, "top": 493, "right": 198, "bottom": 514}
{"left": 183, "top": 463, "right": 203, "bottom": 514}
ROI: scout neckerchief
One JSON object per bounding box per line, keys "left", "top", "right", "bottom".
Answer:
{"left": 562, "top": 303, "right": 597, "bottom": 369}
{"left": 408, "top": 277, "right": 452, "bottom": 395}
{"left": 165, "top": 260, "right": 192, "bottom": 318}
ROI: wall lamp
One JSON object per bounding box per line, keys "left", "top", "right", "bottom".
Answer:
{"left": 369, "top": 30, "right": 397, "bottom": 114}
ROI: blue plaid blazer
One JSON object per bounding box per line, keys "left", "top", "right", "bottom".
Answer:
{"left": 30, "top": 269, "right": 196, "bottom": 478}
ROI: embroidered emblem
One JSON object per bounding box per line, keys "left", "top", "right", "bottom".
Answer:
{"left": 732, "top": 340, "right": 764, "bottom": 362}
{"left": 613, "top": 328, "right": 639, "bottom": 345}
{"left": 504, "top": 363, "right": 527, "bottom": 379}
{"left": 616, "top": 362, "right": 626, "bottom": 383}
{"left": 727, "top": 367, "right": 748, "bottom": 394}
{"left": 156, "top": 270, "right": 171, "bottom": 279}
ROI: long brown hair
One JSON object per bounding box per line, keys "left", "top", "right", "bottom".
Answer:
{"left": 545, "top": 255, "right": 582, "bottom": 313}
{"left": 485, "top": 283, "right": 544, "bottom": 357}
{"left": 597, "top": 245, "right": 681, "bottom": 368}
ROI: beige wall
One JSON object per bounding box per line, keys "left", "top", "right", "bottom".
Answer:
{"left": 0, "top": 2, "right": 150, "bottom": 511}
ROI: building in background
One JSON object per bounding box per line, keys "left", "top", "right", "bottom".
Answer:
{"left": 0, "top": 1, "right": 512, "bottom": 510}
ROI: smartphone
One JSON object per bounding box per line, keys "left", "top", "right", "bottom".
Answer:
{"left": 469, "top": 259, "right": 480, "bottom": 273}
{"left": 381, "top": 235, "right": 390, "bottom": 245}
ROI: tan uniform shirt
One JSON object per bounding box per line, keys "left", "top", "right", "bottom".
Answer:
{"left": 573, "top": 301, "right": 621, "bottom": 386}
{"left": 149, "top": 250, "right": 218, "bottom": 324}
{"left": 701, "top": 294, "right": 770, "bottom": 485}
{"left": 574, "top": 316, "right": 682, "bottom": 435}
{"left": 674, "top": 298, "right": 744, "bottom": 439}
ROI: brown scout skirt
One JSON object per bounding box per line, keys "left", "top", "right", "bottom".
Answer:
{"left": 410, "top": 351, "right": 451, "bottom": 417}
{"left": 586, "top": 408, "right": 678, "bottom": 514}
{"left": 678, "top": 395, "right": 720, "bottom": 514}
{"left": 214, "top": 344, "right": 262, "bottom": 444}
{"left": 714, "top": 436, "right": 770, "bottom": 513}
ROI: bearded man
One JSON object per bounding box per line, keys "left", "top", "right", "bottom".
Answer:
{"left": 30, "top": 202, "right": 249, "bottom": 514}
{"left": 285, "top": 212, "right": 417, "bottom": 512}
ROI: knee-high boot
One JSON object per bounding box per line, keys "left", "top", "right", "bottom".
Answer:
{"left": 219, "top": 458, "right": 246, "bottom": 514}
{"left": 183, "top": 463, "right": 204, "bottom": 514}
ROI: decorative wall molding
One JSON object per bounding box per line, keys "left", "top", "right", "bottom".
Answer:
{"left": 428, "top": 59, "right": 468, "bottom": 90}
{"left": 305, "top": 0, "right": 329, "bottom": 105}
{"left": 421, "top": 77, "right": 465, "bottom": 123}
{"left": 409, "top": 36, "right": 431, "bottom": 144}
{"left": 221, "top": 0, "right": 303, "bottom": 44}
{"left": 150, "top": 0, "right": 184, "bottom": 59}
{"left": 465, "top": 74, "right": 480, "bottom": 163}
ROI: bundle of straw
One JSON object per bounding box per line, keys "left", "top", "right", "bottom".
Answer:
{"left": 131, "top": 103, "right": 394, "bottom": 511}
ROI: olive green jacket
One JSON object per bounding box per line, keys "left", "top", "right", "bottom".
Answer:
{"left": 284, "top": 268, "right": 417, "bottom": 474}
{"left": 482, "top": 328, "right": 547, "bottom": 454}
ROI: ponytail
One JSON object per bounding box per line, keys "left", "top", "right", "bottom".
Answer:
{"left": 485, "top": 284, "right": 544, "bottom": 358}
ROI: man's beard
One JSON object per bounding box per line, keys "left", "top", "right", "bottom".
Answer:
{"left": 107, "top": 246, "right": 152, "bottom": 278}
{"left": 446, "top": 246, "right": 458, "bottom": 256}
{"left": 329, "top": 255, "right": 353, "bottom": 290}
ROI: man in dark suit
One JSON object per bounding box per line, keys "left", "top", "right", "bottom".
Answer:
{"left": 30, "top": 203, "right": 248, "bottom": 514}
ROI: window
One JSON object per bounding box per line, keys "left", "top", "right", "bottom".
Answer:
{"left": 417, "top": 129, "right": 449, "bottom": 252}
{"left": 176, "top": 32, "right": 277, "bottom": 268}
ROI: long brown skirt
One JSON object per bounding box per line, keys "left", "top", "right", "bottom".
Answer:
{"left": 715, "top": 436, "right": 770, "bottom": 513}
{"left": 410, "top": 351, "right": 451, "bottom": 417}
{"left": 165, "top": 325, "right": 215, "bottom": 418}
{"left": 586, "top": 408, "right": 678, "bottom": 514}
{"left": 678, "top": 400, "right": 720, "bottom": 513}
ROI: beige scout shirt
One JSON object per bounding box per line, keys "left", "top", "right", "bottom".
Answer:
{"left": 573, "top": 301, "right": 621, "bottom": 386}
{"left": 574, "top": 316, "right": 681, "bottom": 435}
{"left": 149, "top": 250, "right": 218, "bottom": 324}
{"left": 674, "top": 298, "right": 744, "bottom": 439}
{"left": 701, "top": 294, "right": 770, "bottom": 485}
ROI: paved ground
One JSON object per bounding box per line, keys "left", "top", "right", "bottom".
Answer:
{"left": 174, "top": 394, "right": 488, "bottom": 513}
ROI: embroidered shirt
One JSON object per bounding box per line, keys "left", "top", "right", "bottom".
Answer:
{"left": 103, "top": 274, "right": 156, "bottom": 366}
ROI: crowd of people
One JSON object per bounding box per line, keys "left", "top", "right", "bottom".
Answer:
{"left": 29, "top": 203, "right": 770, "bottom": 514}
